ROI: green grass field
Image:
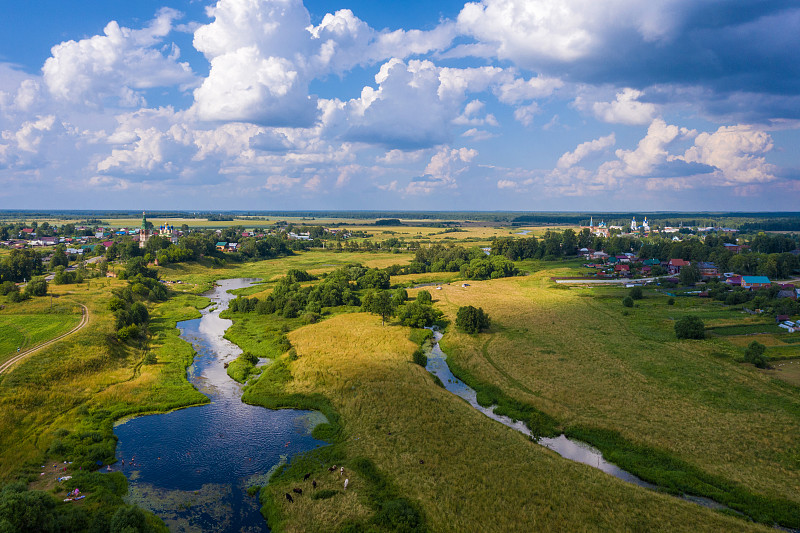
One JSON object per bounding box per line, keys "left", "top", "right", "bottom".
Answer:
{"left": 0, "top": 313, "right": 81, "bottom": 365}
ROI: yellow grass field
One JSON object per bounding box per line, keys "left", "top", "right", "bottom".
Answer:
{"left": 248, "top": 313, "right": 769, "bottom": 532}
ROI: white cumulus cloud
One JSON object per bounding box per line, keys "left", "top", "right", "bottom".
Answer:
{"left": 557, "top": 133, "right": 615, "bottom": 169}
{"left": 43, "top": 8, "right": 194, "bottom": 108}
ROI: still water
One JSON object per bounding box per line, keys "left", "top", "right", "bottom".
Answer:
{"left": 114, "top": 279, "right": 326, "bottom": 533}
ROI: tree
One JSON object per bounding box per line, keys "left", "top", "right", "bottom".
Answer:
{"left": 397, "top": 301, "right": 441, "bottom": 328}
{"left": 622, "top": 296, "right": 634, "bottom": 307}
{"left": 744, "top": 341, "right": 768, "bottom": 368}
{"left": 675, "top": 316, "right": 705, "bottom": 339}
{"left": 456, "top": 305, "right": 490, "bottom": 334}
{"left": 24, "top": 277, "right": 48, "bottom": 297}
{"left": 679, "top": 264, "right": 701, "bottom": 286}
{"left": 49, "top": 245, "right": 69, "bottom": 269}
{"left": 629, "top": 286, "right": 643, "bottom": 300}
{"left": 362, "top": 290, "right": 395, "bottom": 325}
{"left": 416, "top": 290, "right": 432, "bottom": 305}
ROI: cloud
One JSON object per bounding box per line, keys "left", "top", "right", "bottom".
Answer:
{"left": 191, "top": 0, "right": 317, "bottom": 126}
{"left": 494, "top": 75, "right": 564, "bottom": 104}
{"left": 327, "top": 59, "right": 458, "bottom": 149}
{"left": 405, "top": 146, "right": 476, "bottom": 194}
{"left": 454, "top": 0, "right": 800, "bottom": 122}
{"left": 680, "top": 124, "right": 776, "bottom": 184}
{"left": 42, "top": 8, "right": 194, "bottom": 108}
{"left": 557, "top": 133, "right": 615, "bottom": 169}
{"left": 590, "top": 88, "right": 657, "bottom": 125}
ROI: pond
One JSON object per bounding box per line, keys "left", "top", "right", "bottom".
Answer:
{"left": 114, "top": 279, "right": 327, "bottom": 533}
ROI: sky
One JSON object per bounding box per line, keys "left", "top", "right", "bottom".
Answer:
{"left": 1, "top": 0, "right": 799, "bottom": 212}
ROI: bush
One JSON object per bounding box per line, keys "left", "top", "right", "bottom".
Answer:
{"left": 116, "top": 324, "right": 141, "bottom": 342}
{"left": 0, "top": 281, "right": 19, "bottom": 295}
{"left": 24, "top": 277, "right": 48, "bottom": 297}
{"left": 667, "top": 297, "right": 675, "bottom": 305}
{"left": 622, "top": 296, "right": 634, "bottom": 307}
{"left": 629, "top": 286, "right": 643, "bottom": 300}
{"left": 412, "top": 347, "right": 427, "bottom": 367}
{"left": 675, "top": 316, "right": 705, "bottom": 339}
{"left": 455, "top": 306, "right": 490, "bottom": 334}
{"left": 744, "top": 341, "right": 768, "bottom": 368}
{"left": 415, "top": 290, "right": 432, "bottom": 305}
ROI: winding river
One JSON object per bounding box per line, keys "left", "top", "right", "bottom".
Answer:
{"left": 114, "top": 279, "right": 326, "bottom": 533}
{"left": 425, "top": 330, "right": 729, "bottom": 511}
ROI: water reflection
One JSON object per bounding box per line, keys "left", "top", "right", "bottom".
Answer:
{"left": 114, "top": 279, "right": 326, "bottom": 532}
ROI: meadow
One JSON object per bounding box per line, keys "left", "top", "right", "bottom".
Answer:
{"left": 0, "top": 301, "right": 82, "bottom": 365}
{"left": 239, "top": 312, "right": 771, "bottom": 532}
{"left": 433, "top": 273, "right": 800, "bottom": 526}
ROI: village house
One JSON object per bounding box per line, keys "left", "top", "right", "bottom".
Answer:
{"left": 741, "top": 276, "right": 771, "bottom": 289}
{"left": 216, "top": 242, "right": 227, "bottom": 252}
{"left": 725, "top": 275, "right": 742, "bottom": 286}
{"left": 668, "top": 258, "right": 689, "bottom": 274}
{"left": 696, "top": 261, "right": 719, "bottom": 279}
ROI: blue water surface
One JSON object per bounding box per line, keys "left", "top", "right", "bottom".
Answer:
{"left": 114, "top": 279, "right": 326, "bottom": 533}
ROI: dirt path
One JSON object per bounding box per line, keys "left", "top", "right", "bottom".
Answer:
{"left": 0, "top": 304, "right": 89, "bottom": 376}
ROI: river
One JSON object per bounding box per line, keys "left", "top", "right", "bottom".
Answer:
{"left": 114, "top": 279, "right": 327, "bottom": 533}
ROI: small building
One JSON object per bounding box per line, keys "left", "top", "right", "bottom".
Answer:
{"left": 227, "top": 242, "right": 239, "bottom": 252}
{"left": 614, "top": 264, "right": 630, "bottom": 275}
{"left": 668, "top": 258, "right": 689, "bottom": 274}
{"left": 696, "top": 261, "right": 719, "bottom": 279}
{"left": 741, "top": 276, "right": 771, "bottom": 289}
{"left": 777, "top": 290, "right": 797, "bottom": 300}
{"left": 216, "top": 242, "right": 228, "bottom": 252}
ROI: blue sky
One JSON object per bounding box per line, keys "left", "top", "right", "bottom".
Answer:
{"left": 1, "top": 0, "right": 798, "bottom": 211}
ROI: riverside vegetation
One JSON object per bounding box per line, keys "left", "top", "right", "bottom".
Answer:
{"left": 0, "top": 219, "right": 798, "bottom": 532}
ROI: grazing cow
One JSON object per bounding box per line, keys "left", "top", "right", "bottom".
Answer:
{"left": 344, "top": 478, "right": 349, "bottom": 490}
{"left": 292, "top": 488, "right": 303, "bottom": 495}
{"left": 312, "top": 480, "right": 317, "bottom": 489}
{"left": 328, "top": 465, "right": 336, "bottom": 472}
{"left": 285, "top": 493, "right": 294, "bottom": 503}
{"left": 419, "top": 460, "right": 425, "bottom": 464}
{"left": 303, "top": 472, "right": 311, "bottom": 481}
{"left": 339, "top": 467, "right": 344, "bottom": 476}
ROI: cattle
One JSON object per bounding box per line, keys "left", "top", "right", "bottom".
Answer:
{"left": 303, "top": 472, "right": 311, "bottom": 481}
{"left": 292, "top": 488, "right": 303, "bottom": 495}
{"left": 312, "top": 480, "right": 317, "bottom": 489}
{"left": 285, "top": 493, "right": 293, "bottom": 503}
{"left": 344, "top": 478, "right": 349, "bottom": 490}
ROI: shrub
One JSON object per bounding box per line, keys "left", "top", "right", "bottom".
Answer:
{"left": 667, "top": 297, "right": 675, "bottom": 305}
{"left": 629, "top": 286, "right": 643, "bottom": 300}
{"left": 0, "top": 281, "right": 19, "bottom": 295}
{"left": 412, "top": 347, "right": 427, "bottom": 367}
{"left": 116, "top": 324, "right": 141, "bottom": 342}
{"left": 622, "top": 296, "right": 634, "bottom": 308}
{"left": 455, "top": 306, "right": 490, "bottom": 334}
{"left": 24, "top": 277, "right": 48, "bottom": 297}
{"left": 675, "top": 316, "right": 705, "bottom": 339}
{"left": 744, "top": 341, "right": 768, "bottom": 368}
{"left": 415, "top": 290, "right": 432, "bottom": 305}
